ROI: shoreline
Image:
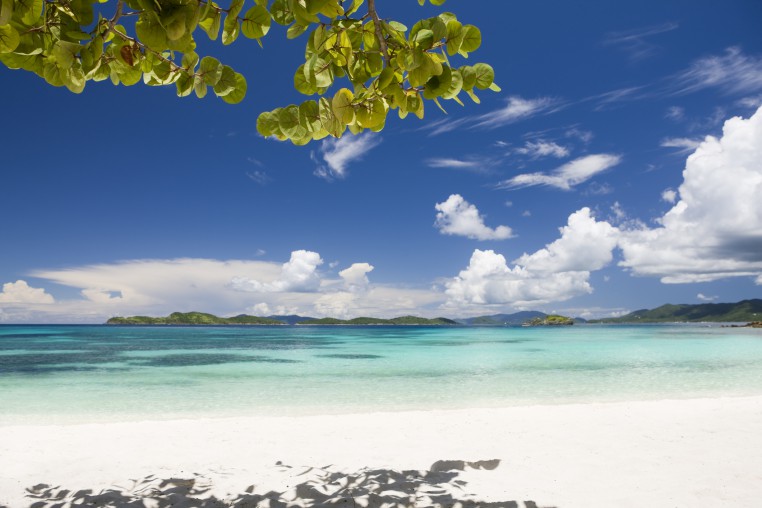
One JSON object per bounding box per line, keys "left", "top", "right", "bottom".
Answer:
{"left": 2, "top": 396, "right": 761, "bottom": 507}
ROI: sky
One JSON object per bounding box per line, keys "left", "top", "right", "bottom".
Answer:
{"left": 1, "top": 0, "right": 762, "bottom": 323}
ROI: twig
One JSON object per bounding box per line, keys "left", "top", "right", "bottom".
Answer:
{"left": 366, "top": 0, "right": 389, "bottom": 64}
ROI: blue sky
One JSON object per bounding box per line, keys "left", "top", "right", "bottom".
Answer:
{"left": 1, "top": 0, "right": 762, "bottom": 322}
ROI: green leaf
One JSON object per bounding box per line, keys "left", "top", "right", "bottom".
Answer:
{"left": 0, "top": 24, "right": 20, "bottom": 54}
{"left": 355, "top": 97, "right": 386, "bottom": 128}
{"left": 270, "top": 0, "right": 294, "bottom": 26}
{"left": 257, "top": 110, "right": 280, "bottom": 137}
{"left": 459, "top": 64, "right": 476, "bottom": 90}
{"left": 136, "top": 13, "right": 168, "bottom": 49}
{"left": 287, "top": 23, "right": 308, "bottom": 39}
{"left": 219, "top": 72, "right": 246, "bottom": 104}
{"left": 228, "top": 0, "right": 245, "bottom": 18}
{"left": 241, "top": 5, "right": 271, "bottom": 40}
{"left": 305, "top": 54, "right": 333, "bottom": 88}
{"left": 65, "top": 65, "right": 85, "bottom": 93}
{"left": 222, "top": 13, "right": 240, "bottom": 45}
{"left": 299, "top": 100, "right": 321, "bottom": 135}
{"left": 19, "top": 0, "right": 43, "bottom": 26}
{"left": 332, "top": 87, "right": 355, "bottom": 125}
{"left": 194, "top": 77, "right": 208, "bottom": 98}
{"left": 472, "top": 62, "right": 494, "bottom": 89}
{"left": 0, "top": 0, "right": 13, "bottom": 26}
{"left": 441, "top": 68, "right": 463, "bottom": 99}
{"left": 294, "top": 64, "right": 317, "bottom": 95}
{"left": 199, "top": 56, "right": 223, "bottom": 86}
{"left": 412, "top": 28, "right": 434, "bottom": 50}
{"left": 176, "top": 72, "right": 194, "bottom": 97}
{"left": 423, "top": 64, "right": 452, "bottom": 99}
{"left": 319, "top": 96, "right": 343, "bottom": 137}
{"left": 199, "top": 10, "right": 221, "bottom": 41}
{"left": 278, "top": 104, "right": 306, "bottom": 139}
{"left": 459, "top": 25, "right": 481, "bottom": 54}
{"left": 213, "top": 65, "right": 237, "bottom": 96}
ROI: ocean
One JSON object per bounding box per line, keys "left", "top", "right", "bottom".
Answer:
{"left": 1, "top": 324, "right": 761, "bottom": 424}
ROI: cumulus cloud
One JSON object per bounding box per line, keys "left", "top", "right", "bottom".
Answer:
{"left": 231, "top": 250, "right": 323, "bottom": 293}
{"left": 4, "top": 253, "right": 447, "bottom": 323}
{"left": 697, "top": 293, "right": 718, "bottom": 302}
{"left": 619, "top": 106, "right": 762, "bottom": 283}
{"left": 434, "top": 194, "right": 514, "bottom": 241}
{"left": 661, "top": 189, "right": 678, "bottom": 203}
{"left": 515, "top": 140, "right": 570, "bottom": 159}
{"left": 312, "top": 132, "right": 381, "bottom": 180}
{"left": 339, "top": 263, "right": 374, "bottom": 291}
{"left": 497, "top": 154, "right": 621, "bottom": 191}
{"left": 444, "top": 208, "right": 619, "bottom": 309}
{"left": 0, "top": 280, "right": 55, "bottom": 304}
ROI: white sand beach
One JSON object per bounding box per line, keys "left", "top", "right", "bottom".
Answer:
{"left": 1, "top": 396, "right": 761, "bottom": 507}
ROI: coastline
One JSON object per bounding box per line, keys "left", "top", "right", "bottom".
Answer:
{"left": 2, "top": 396, "right": 761, "bottom": 507}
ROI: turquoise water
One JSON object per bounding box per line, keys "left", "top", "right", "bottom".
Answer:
{"left": 1, "top": 324, "right": 761, "bottom": 424}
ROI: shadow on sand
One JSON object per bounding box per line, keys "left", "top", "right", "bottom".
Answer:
{"left": 23, "top": 459, "right": 557, "bottom": 508}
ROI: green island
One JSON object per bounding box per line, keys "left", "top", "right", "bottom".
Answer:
{"left": 106, "top": 312, "right": 284, "bottom": 326}
{"left": 297, "top": 316, "right": 457, "bottom": 326}
{"left": 589, "top": 299, "right": 762, "bottom": 323}
{"left": 523, "top": 315, "right": 574, "bottom": 326}
{"left": 106, "top": 312, "right": 457, "bottom": 326}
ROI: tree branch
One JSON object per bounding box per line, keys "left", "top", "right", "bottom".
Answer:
{"left": 367, "top": 0, "right": 389, "bottom": 65}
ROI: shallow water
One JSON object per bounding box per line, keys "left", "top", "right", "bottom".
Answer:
{"left": 1, "top": 324, "right": 761, "bottom": 423}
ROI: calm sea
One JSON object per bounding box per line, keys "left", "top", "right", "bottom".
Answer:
{"left": 1, "top": 324, "right": 761, "bottom": 424}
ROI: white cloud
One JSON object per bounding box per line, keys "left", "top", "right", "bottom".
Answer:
{"left": 444, "top": 208, "right": 619, "bottom": 309}
{"left": 425, "top": 156, "right": 494, "bottom": 173}
{"left": 0, "top": 280, "right": 55, "bottom": 304}
{"left": 660, "top": 137, "right": 703, "bottom": 153}
{"left": 231, "top": 250, "right": 324, "bottom": 293}
{"left": 671, "top": 47, "right": 762, "bottom": 96}
{"left": 497, "top": 154, "right": 621, "bottom": 191}
{"left": 565, "top": 127, "right": 594, "bottom": 144}
{"left": 603, "top": 22, "right": 679, "bottom": 61}
{"left": 339, "top": 263, "right": 374, "bottom": 291}
{"left": 661, "top": 189, "right": 678, "bottom": 203}
{"left": 472, "top": 96, "right": 559, "bottom": 129}
{"left": 434, "top": 194, "right": 514, "bottom": 241}
{"left": 738, "top": 95, "right": 762, "bottom": 109}
{"left": 697, "top": 293, "right": 718, "bottom": 302}
{"left": 665, "top": 106, "right": 685, "bottom": 121}
{"left": 249, "top": 302, "right": 272, "bottom": 315}
{"left": 9, "top": 253, "right": 446, "bottom": 323}
{"left": 619, "top": 106, "right": 762, "bottom": 283}
{"left": 515, "top": 140, "right": 570, "bottom": 159}
{"left": 312, "top": 132, "right": 381, "bottom": 179}
{"left": 246, "top": 170, "right": 270, "bottom": 184}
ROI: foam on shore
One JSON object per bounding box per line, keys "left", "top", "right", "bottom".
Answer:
{"left": 2, "top": 396, "right": 761, "bottom": 507}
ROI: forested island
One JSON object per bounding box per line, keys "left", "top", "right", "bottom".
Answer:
{"left": 589, "top": 299, "right": 762, "bottom": 323}
{"left": 106, "top": 312, "right": 457, "bottom": 326}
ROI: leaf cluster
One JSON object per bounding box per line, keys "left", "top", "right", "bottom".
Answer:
{"left": 0, "top": 0, "right": 499, "bottom": 143}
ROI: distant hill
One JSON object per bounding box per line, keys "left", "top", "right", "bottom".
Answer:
{"left": 107, "top": 312, "right": 284, "bottom": 325}
{"left": 266, "top": 314, "right": 316, "bottom": 325}
{"left": 590, "top": 299, "right": 762, "bottom": 323}
{"left": 297, "top": 315, "right": 458, "bottom": 326}
{"left": 456, "top": 311, "right": 547, "bottom": 326}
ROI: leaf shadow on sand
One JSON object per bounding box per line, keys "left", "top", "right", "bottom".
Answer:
{"left": 23, "top": 459, "right": 557, "bottom": 508}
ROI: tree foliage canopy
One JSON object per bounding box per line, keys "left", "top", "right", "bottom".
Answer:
{"left": 0, "top": 0, "right": 499, "bottom": 143}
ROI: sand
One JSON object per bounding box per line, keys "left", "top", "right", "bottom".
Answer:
{"left": 1, "top": 396, "right": 761, "bottom": 507}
